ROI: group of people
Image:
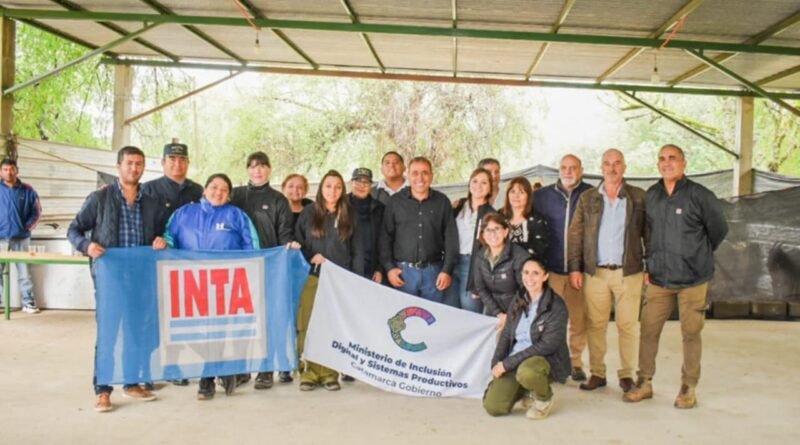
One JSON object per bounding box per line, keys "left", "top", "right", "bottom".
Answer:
{"left": 2, "top": 140, "right": 728, "bottom": 420}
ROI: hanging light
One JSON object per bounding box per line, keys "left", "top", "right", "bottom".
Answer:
{"left": 650, "top": 50, "right": 661, "bottom": 84}
{"left": 253, "top": 30, "right": 261, "bottom": 57}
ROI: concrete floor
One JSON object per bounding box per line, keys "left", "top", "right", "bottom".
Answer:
{"left": 1, "top": 310, "right": 798, "bottom": 445}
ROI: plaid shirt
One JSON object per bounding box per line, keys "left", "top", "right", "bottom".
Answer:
{"left": 116, "top": 180, "right": 144, "bottom": 247}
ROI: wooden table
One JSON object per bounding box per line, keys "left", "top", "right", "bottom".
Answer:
{"left": 1, "top": 251, "right": 89, "bottom": 320}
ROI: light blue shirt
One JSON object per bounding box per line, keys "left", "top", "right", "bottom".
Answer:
{"left": 597, "top": 184, "right": 626, "bottom": 266}
{"left": 510, "top": 296, "right": 541, "bottom": 356}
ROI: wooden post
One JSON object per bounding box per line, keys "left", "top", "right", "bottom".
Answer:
{"left": 734, "top": 96, "right": 755, "bottom": 196}
{"left": 111, "top": 64, "right": 133, "bottom": 150}
{"left": 0, "top": 17, "right": 15, "bottom": 158}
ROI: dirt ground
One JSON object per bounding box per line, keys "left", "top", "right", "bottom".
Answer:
{"left": 1, "top": 310, "right": 797, "bottom": 445}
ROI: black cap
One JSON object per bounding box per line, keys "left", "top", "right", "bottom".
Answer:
{"left": 351, "top": 167, "right": 373, "bottom": 182}
{"left": 163, "top": 141, "right": 188, "bottom": 158}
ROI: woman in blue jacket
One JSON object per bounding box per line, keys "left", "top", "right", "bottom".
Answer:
{"left": 165, "top": 173, "right": 260, "bottom": 400}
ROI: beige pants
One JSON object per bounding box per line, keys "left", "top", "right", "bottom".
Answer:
{"left": 549, "top": 272, "right": 587, "bottom": 369}
{"left": 638, "top": 282, "right": 708, "bottom": 387}
{"left": 583, "top": 269, "right": 643, "bottom": 379}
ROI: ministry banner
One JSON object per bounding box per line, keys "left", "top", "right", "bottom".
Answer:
{"left": 304, "top": 262, "right": 497, "bottom": 399}
{"left": 94, "top": 246, "right": 309, "bottom": 385}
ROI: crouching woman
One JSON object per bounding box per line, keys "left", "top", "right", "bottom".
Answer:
{"left": 483, "top": 257, "right": 570, "bottom": 419}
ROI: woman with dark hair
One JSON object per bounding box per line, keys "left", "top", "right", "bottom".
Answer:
{"left": 472, "top": 213, "right": 531, "bottom": 328}
{"left": 295, "top": 170, "right": 362, "bottom": 391}
{"left": 444, "top": 168, "right": 495, "bottom": 312}
{"left": 281, "top": 173, "right": 313, "bottom": 228}
{"left": 483, "top": 257, "right": 570, "bottom": 420}
{"left": 501, "top": 177, "right": 549, "bottom": 260}
{"left": 164, "top": 173, "right": 260, "bottom": 401}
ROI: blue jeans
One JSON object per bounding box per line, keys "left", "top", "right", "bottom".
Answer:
{"left": 0, "top": 238, "right": 36, "bottom": 307}
{"left": 444, "top": 254, "right": 484, "bottom": 313}
{"left": 398, "top": 262, "right": 444, "bottom": 303}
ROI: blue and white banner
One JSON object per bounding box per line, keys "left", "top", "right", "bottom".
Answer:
{"left": 304, "top": 262, "right": 497, "bottom": 399}
{"left": 94, "top": 246, "right": 309, "bottom": 385}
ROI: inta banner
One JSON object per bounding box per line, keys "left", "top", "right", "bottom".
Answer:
{"left": 94, "top": 246, "right": 308, "bottom": 385}
{"left": 303, "top": 262, "right": 496, "bottom": 399}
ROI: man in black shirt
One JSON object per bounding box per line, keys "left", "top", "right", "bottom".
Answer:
{"left": 380, "top": 157, "right": 458, "bottom": 303}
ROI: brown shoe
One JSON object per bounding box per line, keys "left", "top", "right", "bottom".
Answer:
{"left": 674, "top": 384, "right": 697, "bottom": 409}
{"left": 122, "top": 385, "right": 157, "bottom": 401}
{"left": 619, "top": 377, "right": 636, "bottom": 393}
{"left": 94, "top": 393, "right": 112, "bottom": 413}
{"left": 579, "top": 375, "right": 607, "bottom": 391}
{"left": 623, "top": 378, "right": 653, "bottom": 403}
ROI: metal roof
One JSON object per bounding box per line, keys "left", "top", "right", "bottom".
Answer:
{"left": 2, "top": 0, "right": 800, "bottom": 97}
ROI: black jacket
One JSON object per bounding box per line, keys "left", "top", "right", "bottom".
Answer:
{"left": 231, "top": 182, "right": 294, "bottom": 248}
{"left": 349, "top": 193, "right": 384, "bottom": 277}
{"left": 492, "top": 286, "right": 570, "bottom": 383}
{"left": 472, "top": 242, "right": 531, "bottom": 316}
{"left": 141, "top": 175, "right": 203, "bottom": 218}
{"left": 507, "top": 211, "right": 550, "bottom": 261}
{"left": 645, "top": 177, "right": 728, "bottom": 289}
{"left": 295, "top": 204, "right": 364, "bottom": 277}
{"left": 452, "top": 198, "right": 495, "bottom": 291}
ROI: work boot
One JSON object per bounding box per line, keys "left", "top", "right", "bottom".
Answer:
{"left": 674, "top": 384, "right": 697, "bottom": 409}
{"left": 197, "top": 378, "right": 216, "bottom": 401}
{"left": 623, "top": 378, "right": 653, "bottom": 403}
{"left": 579, "top": 375, "right": 607, "bottom": 391}
{"left": 619, "top": 377, "right": 636, "bottom": 393}
{"left": 571, "top": 367, "right": 587, "bottom": 382}
{"left": 254, "top": 372, "right": 274, "bottom": 390}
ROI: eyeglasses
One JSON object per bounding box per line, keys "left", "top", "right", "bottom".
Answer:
{"left": 483, "top": 227, "right": 504, "bottom": 235}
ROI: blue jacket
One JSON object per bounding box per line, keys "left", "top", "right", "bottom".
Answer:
{"left": 1, "top": 179, "right": 42, "bottom": 239}
{"left": 165, "top": 198, "right": 260, "bottom": 250}
{"left": 533, "top": 180, "right": 592, "bottom": 274}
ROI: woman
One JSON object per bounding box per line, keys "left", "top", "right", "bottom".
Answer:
{"left": 472, "top": 213, "right": 531, "bottom": 328}
{"left": 444, "top": 168, "right": 495, "bottom": 312}
{"left": 501, "top": 177, "right": 549, "bottom": 260}
{"left": 281, "top": 174, "right": 313, "bottom": 228}
{"left": 164, "top": 173, "right": 260, "bottom": 401}
{"left": 295, "top": 170, "right": 362, "bottom": 391}
{"left": 483, "top": 257, "right": 570, "bottom": 419}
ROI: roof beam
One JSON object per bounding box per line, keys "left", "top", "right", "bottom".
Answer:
{"left": 237, "top": 0, "right": 318, "bottom": 69}
{"left": 619, "top": 91, "right": 737, "bottom": 158}
{"left": 524, "top": 0, "right": 576, "bottom": 80}
{"left": 103, "top": 58, "right": 800, "bottom": 99}
{"left": 339, "top": 0, "right": 385, "bottom": 72}
{"left": 596, "top": 0, "right": 704, "bottom": 83}
{"left": 685, "top": 49, "right": 800, "bottom": 117}
{"left": 139, "top": 0, "right": 245, "bottom": 64}
{"left": 669, "top": 9, "right": 800, "bottom": 86}
{"left": 48, "top": 0, "right": 178, "bottom": 61}
{"left": 6, "top": 9, "right": 800, "bottom": 57}
{"left": 4, "top": 23, "right": 158, "bottom": 95}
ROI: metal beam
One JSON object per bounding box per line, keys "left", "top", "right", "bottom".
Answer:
{"left": 49, "top": 0, "right": 178, "bottom": 61}
{"left": 757, "top": 64, "right": 800, "bottom": 85}
{"left": 139, "top": 0, "right": 245, "bottom": 64}
{"left": 3, "top": 23, "right": 158, "bottom": 95}
{"left": 685, "top": 49, "right": 800, "bottom": 117}
{"left": 104, "top": 58, "right": 800, "bottom": 99}
{"left": 596, "top": 0, "right": 704, "bottom": 83}
{"left": 340, "top": 0, "right": 385, "bottom": 73}
{"left": 524, "top": 0, "right": 576, "bottom": 80}
{"left": 237, "top": 0, "right": 318, "bottom": 69}
{"left": 669, "top": 10, "right": 800, "bottom": 86}
{"left": 6, "top": 9, "right": 800, "bottom": 56}
{"left": 619, "top": 91, "right": 738, "bottom": 158}
{"left": 125, "top": 71, "right": 242, "bottom": 125}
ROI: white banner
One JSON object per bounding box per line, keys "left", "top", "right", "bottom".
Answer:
{"left": 304, "top": 262, "right": 497, "bottom": 399}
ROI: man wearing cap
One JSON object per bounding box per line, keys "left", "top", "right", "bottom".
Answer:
{"left": 231, "top": 151, "right": 297, "bottom": 390}
{"left": 349, "top": 167, "right": 385, "bottom": 284}
{"left": 371, "top": 151, "right": 408, "bottom": 205}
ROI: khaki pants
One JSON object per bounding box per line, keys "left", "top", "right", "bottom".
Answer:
{"left": 296, "top": 275, "right": 339, "bottom": 384}
{"left": 483, "top": 356, "right": 553, "bottom": 416}
{"left": 638, "top": 282, "right": 708, "bottom": 387}
{"left": 549, "top": 273, "right": 587, "bottom": 369}
{"left": 583, "top": 269, "right": 643, "bottom": 379}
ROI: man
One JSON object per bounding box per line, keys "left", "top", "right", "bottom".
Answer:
{"left": 624, "top": 144, "right": 728, "bottom": 409}
{"left": 371, "top": 151, "right": 408, "bottom": 205}
{"left": 349, "top": 167, "right": 384, "bottom": 284}
{"left": 478, "top": 158, "right": 501, "bottom": 206}
{"left": 533, "top": 154, "right": 593, "bottom": 382}
{"left": 567, "top": 149, "right": 646, "bottom": 394}
{"left": 231, "top": 151, "right": 295, "bottom": 389}
{"left": 0, "top": 158, "right": 42, "bottom": 313}
{"left": 67, "top": 146, "right": 168, "bottom": 413}
{"left": 380, "top": 157, "right": 457, "bottom": 302}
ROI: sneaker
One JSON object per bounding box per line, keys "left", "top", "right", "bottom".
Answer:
{"left": 526, "top": 396, "right": 555, "bottom": 420}
{"left": 254, "top": 372, "right": 274, "bottom": 390}
{"left": 169, "top": 379, "right": 190, "bottom": 386}
{"left": 674, "top": 384, "right": 697, "bottom": 409}
{"left": 94, "top": 393, "right": 112, "bottom": 413}
{"left": 143, "top": 382, "right": 156, "bottom": 391}
{"left": 571, "top": 367, "right": 587, "bottom": 382}
{"left": 22, "top": 305, "right": 40, "bottom": 314}
{"left": 122, "top": 385, "right": 157, "bottom": 401}
{"left": 623, "top": 378, "right": 654, "bottom": 403}
{"left": 322, "top": 380, "right": 341, "bottom": 391}
{"left": 299, "top": 381, "right": 316, "bottom": 392}
{"left": 278, "top": 371, "right": 293, "bottom": 383}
